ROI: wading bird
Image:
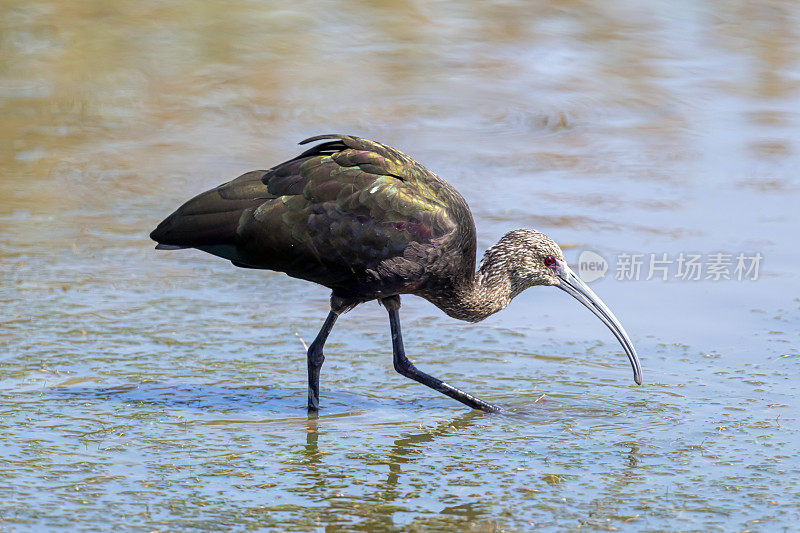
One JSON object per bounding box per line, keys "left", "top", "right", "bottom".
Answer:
{"left": 151, "top": 134, "right": 642, "bottom": 413}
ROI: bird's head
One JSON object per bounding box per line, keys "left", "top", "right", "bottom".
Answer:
{"left": 484, "top": 229, "right": 643, "bottom": 385}
{"left": 492, "top": 229, "right": 566, "bottom": 291}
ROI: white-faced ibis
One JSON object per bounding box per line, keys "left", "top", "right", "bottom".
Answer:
{"left": 151, "top": 134, "right": 642, "bottom": 413}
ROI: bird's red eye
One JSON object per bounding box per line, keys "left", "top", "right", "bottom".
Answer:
{"left": 544, "top": 256, "right": 556, "bottom": 266}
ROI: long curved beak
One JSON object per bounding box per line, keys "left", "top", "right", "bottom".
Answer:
{"left": 554, "top": 262, "right": 643, "bottom": 385}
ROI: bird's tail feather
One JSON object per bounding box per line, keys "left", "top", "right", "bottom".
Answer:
{"left": 150, "top": 180, "right": 267, "bottom": 249}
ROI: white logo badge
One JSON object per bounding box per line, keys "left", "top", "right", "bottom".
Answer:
{"left": 578, "top": 250, "right": 608, "bottom": 283}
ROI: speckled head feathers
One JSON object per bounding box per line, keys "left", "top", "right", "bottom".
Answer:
{"left": 480, "top": 229, "right": 566, "bottom": 293}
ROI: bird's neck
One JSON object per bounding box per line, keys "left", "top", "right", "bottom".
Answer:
{"left": 425, "top": 250, "right": 518, "bottom": 323}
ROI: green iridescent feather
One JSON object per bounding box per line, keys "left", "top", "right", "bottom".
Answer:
{"left": 150, "top": 134, "right": 477, "bottom": 304}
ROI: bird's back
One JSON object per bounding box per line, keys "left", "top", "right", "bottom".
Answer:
{"left": 151, "top": 135, "right": 477, "bottom": 305}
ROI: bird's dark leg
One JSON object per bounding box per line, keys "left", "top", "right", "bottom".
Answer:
{"left": 307, "top": 311, "right": 338, "bottom": 412}
{"left": 386, "top": 304, "right": 503, "bottom": 414}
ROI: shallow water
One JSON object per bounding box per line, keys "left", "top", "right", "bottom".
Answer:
{"left": 2, "top": 1, "right": 799, "bottom": 530}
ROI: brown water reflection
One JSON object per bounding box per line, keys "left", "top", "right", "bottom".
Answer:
{"left": 3, "top": 0, "right": 800, "bottom": 530}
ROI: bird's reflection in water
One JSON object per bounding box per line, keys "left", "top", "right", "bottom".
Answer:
{"left": 384, "top": 410, "right": 484, "bottom": 487}
{"left": 296, "top": 409, "right": 485, "bottom": 499}
{"left": 626, "top": 443, "right": 640, "bottom": 470}
{"left": 379, "top": 410, "right": 492, "bottom": 524}
{"left": 282, "top": 410, "right": 497, "bottom": 528}
{"left": 300, "top": 415, "right": 323, "bottom": 468}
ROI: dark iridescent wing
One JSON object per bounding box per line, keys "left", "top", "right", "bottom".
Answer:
{"left": 150, "top": 170, "right": 272, "bottom": 251}
{"left": 234, "top": 135, "right": 462, "bottom": 294}
{"left": 151, "top": 134, "right": 473, "bottom": 297}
